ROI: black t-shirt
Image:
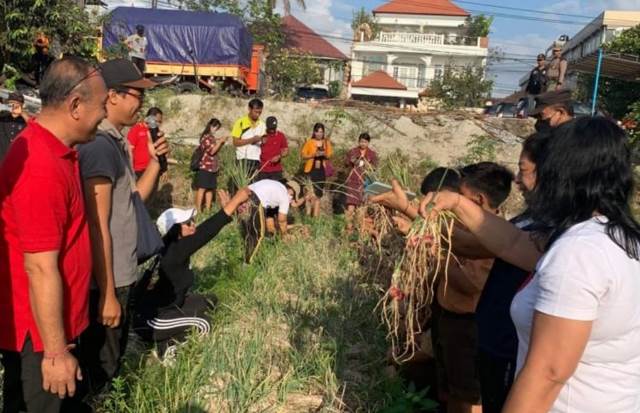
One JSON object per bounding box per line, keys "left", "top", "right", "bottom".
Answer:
{"left": 476, "top": 215, "right": 537, "bottom": 360}
{"left": 0, "top": 112, "right": 27, "bottom": 162}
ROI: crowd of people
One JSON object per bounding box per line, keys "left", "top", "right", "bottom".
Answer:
{"left": 0, "top": 48, "right": 639, "bottom": 413}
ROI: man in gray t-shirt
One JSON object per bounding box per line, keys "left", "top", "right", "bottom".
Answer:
{"left": 77, "top": 58, "right": 168, "bottom": 394}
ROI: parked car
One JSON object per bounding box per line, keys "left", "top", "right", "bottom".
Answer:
{"left": 483, "top": 104, "right": 499, "bottom": 117}
{"left": 516, "top": 96, "right": 604, "bottom": 118}
{"left": 496, "top": 102, "right": 518, "bottom": 118}
{"left": 295, "top": 86, "right": 329, "bottom": 102}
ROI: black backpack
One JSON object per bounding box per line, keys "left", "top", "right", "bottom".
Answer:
{"left": 190, "top": 145, "right": 204, "bottom": 172}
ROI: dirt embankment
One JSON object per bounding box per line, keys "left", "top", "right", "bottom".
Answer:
{"left": 150, "top": 92, "right": 535, "bottom": 170}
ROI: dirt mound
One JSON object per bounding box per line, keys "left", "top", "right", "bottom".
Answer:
{"left": 150, "top": 92, "right": 533, "bottom": 169}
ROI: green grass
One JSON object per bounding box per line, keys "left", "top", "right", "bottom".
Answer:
{"left": 99, "top": 215, "right": 425, "bottom": 412}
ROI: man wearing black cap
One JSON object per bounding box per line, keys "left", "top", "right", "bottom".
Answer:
{"left": 529, "top": 89, "right": 574, "bottom": 133}
{"left": 525, "top": 54, "right": 547, "bottom": 96}
{"left": 126, "top": 25, "right": 148, "bottom": 74}
{"left": 0, "top": 92, "right": 29, "bottom": 161}
{"left": 257, "top": 116, "right": 288, "bottom": 181}
{"left": 77, "top": 58, "right": 169, "bottom": 395}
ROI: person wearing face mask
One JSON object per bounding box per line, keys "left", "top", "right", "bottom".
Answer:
{"left": 530, "top": 90, "right": 573, "bottom": 133}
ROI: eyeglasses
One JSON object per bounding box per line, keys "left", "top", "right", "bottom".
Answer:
{"left": 117, "top": 89, "right": 145, "bottom": 103}
{"left": 183, "top": 219, "right": 195, "bottom": 226}
{"left": 62, "top": 67, "right": 102, "bottom": 98}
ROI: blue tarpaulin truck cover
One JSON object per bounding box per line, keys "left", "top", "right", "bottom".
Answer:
{"left": 103, "top": 7, "right": 253, "bottom": 68}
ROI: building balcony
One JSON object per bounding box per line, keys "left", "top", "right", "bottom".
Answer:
{"left": 378, "top": 32, "right": 485, "bottom": 47}
{"left": 353, "top": 32, "right": 489, "bottom": 56}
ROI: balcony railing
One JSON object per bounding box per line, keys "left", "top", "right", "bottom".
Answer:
{"left": 376, "top": 32, "right": 483, "bottom": 47}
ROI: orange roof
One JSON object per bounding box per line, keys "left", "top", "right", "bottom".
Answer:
{"left": 281, "top": 15, "right": 348, "bottom": 60}
{"left": 352, "top": 71, "right": 408, "bottom": 90}
{"left": 373, "top": 0, "right": 469, "bottom": 16}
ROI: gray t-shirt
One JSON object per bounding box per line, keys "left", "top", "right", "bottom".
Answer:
{"left": 78, "top": 122, "right": 138, "bottom": 288}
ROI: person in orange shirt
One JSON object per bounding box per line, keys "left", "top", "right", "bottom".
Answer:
{"left": 300, "top": 123, "right": 333, "bottom": 218}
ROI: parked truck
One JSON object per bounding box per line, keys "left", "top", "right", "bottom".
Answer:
{"left": 102, "top": 7, "right": 263, "bottom": 93}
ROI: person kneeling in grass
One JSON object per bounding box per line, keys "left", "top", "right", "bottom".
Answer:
{"left": 243, "top": 179, "right": 305, "bottom": 263}
{"left": 134, "top": 188, "right": 250, "bottom": 357}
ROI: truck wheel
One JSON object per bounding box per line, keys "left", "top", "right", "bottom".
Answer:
{"left": 177, "top": 82, "right": 198, "bottom": 94}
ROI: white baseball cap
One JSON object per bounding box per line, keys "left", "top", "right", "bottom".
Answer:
{"left": 156, "top": 208, "right": 197, "bottom": 236}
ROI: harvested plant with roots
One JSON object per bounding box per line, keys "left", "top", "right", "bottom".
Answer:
{"left": 379, "top": 211, "right": 457, "bottom": 362}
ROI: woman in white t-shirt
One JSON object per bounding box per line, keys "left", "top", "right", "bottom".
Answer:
{"left": 417, "top": 117, "right": 640, "bottom": 413}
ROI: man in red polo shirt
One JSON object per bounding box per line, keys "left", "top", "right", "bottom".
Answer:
{"left": 127, "top": 106, "right": 163, "bottom": 178}
{"left": 257, "top": 116, "right": 288, "bottom": 181}
{"left": 0, "top": 57, "right": 107, "bottom": 412}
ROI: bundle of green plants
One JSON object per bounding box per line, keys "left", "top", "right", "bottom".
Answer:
{"left": 379, "top": 212, "right": 456, "bottom": 362}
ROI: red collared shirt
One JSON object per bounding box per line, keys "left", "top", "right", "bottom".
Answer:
{"left": 0, "top": 119, "right": 91, "bottom": 352}
{"left": 259, "top": 131, "right": 288, "bottom": 173}
{"left": 127, "top": 122, "right": 151, "bottom": 172}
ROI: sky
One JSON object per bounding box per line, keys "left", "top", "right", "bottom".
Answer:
{"left": 106, "top": 0, "right": 640, "bottom": 96}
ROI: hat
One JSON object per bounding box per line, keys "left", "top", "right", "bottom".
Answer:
{"left": 530, "top": 90, "right": 572, "bottom": 117}
{"left": 156, "top": 208, "right": 197, "bottom": 236}
{"left": 285, "top": 180, "right": 301, "bottom": 201}
{"left": 7, "top": 92, "right": 24, "bottom": 104}
{"left": 537, "top": 53, "right": 546, "bottom": 60}
{"left": 99, "top": 58, "right": 156, "bottom": 89}
{"left": 266, "top": 116, "right": 277, "bottom": 131}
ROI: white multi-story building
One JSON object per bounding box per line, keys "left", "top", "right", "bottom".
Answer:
{"left": 349, "top": 0, "right": 489, "bottom": 105}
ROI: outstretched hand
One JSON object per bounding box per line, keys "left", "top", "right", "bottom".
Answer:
{"left": 370, "top": 180, "right": 410, "bottom": 213}
{"left": 222, "top": 188, "right": 252, "bottom": 216}
{"left": 418, "top": 190, "right": 461, "bottom": 219}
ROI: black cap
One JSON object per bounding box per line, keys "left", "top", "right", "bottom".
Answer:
{"left": 7, "top": 92, "right": 24, "bottom": 104}
{"left": 99, "top": 58, "right": 156, "bottom": 90}
{"left": 266, "top": 116, "right": 277, "bottom": 131}
{"left": 537, "top": 53, "right": 546, "bottom": 60}
{"left": 530, "top": 89, "right": 572, "bottom": 117}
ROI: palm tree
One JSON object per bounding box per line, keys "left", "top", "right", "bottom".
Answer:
{"left": 268, "top": 0, "right": 306, "bottom": 16}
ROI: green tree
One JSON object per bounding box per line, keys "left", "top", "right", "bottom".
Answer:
{"left": 574, "top": 24, "right": 640, "bottom": 119}
{"left": 428, "top": 65, "right": 493, "bottom": 108}
{"left": 1, "top": 0, "right": 97, "bottom": 74}
{"left": 266, "top": 49, "right": 321, "bottom": 98}
{"left": 267, "top": 0, "right": 306, "bottom": 15}
{"left": 462, "top": 14, "right": 493, "bottom": 44}
{"left": 351, "top": 7, "right": 379, "bottom": 41}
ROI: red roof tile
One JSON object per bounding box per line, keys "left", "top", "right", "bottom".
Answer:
{"left": 352, "top": 71, "right": 408, "bottom": 90}
{"left": 281, "top": 15, "right": 348, "bottom": 60}
{"left": 373, "top": 0, "right": 469, "bottom": 16}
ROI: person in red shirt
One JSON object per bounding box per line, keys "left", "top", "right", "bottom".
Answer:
{"left": 257, "top": 116, "right": 288, "bottom": 181}
{"left": 127, "top": 107, "right": 163, "bottom": 177}
{"left": 0, "top": 57, "right": 107, "bottom": 413}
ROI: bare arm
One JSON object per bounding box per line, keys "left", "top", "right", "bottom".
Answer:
{"left": 25, "top": 250, "right": 83, "bottom": 398}
{"left": 277, "top": 213, "right": 288, "bottom": 235}
{"left": 503, "top": 313, "right": 592, "bottom": 413}
{"left": 558, "top": 60, "right": 568, "bottom": 85}
{"left": 137, "top": 136, "right": 170, "bottom": 202}
{"left": 83, "top": 178, "right": 121, "bottom": 327}
{"left": 24, "top": 251, "right": 67, "bottom": 354}
{"left": 421, "top": 191, "right": 542, "bottom": 272}
{"left": 232, "top": 136, "right": 262, "bottom": 147}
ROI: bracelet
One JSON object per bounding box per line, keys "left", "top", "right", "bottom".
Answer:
{"left": 43, "top": 344, "right": 74, "bottom": 360}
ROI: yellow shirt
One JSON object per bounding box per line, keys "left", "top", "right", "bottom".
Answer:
{"left": 301, "top": 138, "right": 333, "bottom": 173}
{"left": 231, "top": 115, "right": 265, "bottom": 161}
